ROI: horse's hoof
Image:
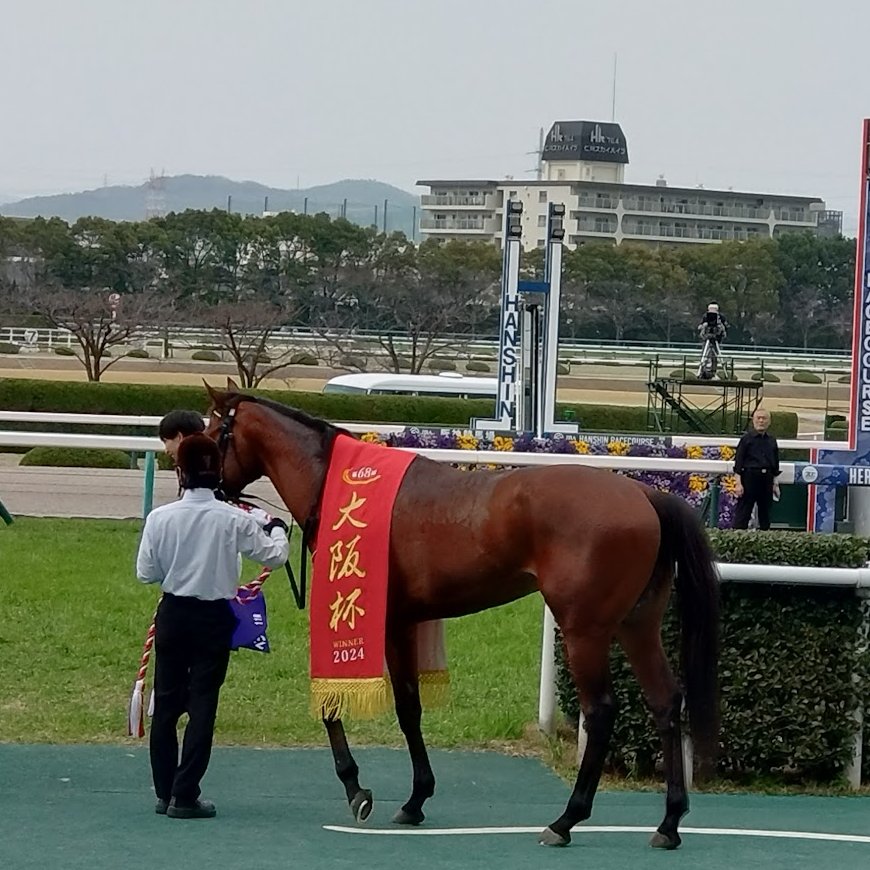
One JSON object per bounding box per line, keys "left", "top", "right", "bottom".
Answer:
{"left": 393, "top": 807, "right": 425, "bottom": 826}
{"left": 649, "top": 831, "right": 681, "bottom": 850}
{"left": 350, "top": 789, "right": 373, "bottom": 824}
{"left": 538, "top": 826, "right": 571, "bottom": 847}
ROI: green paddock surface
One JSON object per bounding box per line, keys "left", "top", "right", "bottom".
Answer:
{"left": 3, "top": 745, "right": 870, "bottom": 870}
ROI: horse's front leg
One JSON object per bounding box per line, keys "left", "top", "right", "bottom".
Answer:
{"left": 386, "top": 623, "right": 435, "bottom": 826}
{"left": 323, "top": 716, "right": 373, "bottom": 823}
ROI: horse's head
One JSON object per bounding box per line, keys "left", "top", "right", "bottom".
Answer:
{"left": 203, "top": 379, "right": 265, "bottom": 499}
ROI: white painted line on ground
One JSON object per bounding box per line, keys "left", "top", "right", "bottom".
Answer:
{"left": 323, "top": 824, "right": 870, "bottom": 844}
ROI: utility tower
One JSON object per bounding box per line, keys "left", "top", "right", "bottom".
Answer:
{"left": 145, "top": 169, "right": 167, "bottom": 220}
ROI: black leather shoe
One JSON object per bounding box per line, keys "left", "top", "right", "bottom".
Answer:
{"left": 155, "top": 798, "right": 169, "bottom": 815}
{"left": 166, "top": 798, "right": 216, "bottom": 819}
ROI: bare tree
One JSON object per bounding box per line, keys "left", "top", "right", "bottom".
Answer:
{"left": 5, "top": 280, "right": 165, "bottom": 382}
{"left": 195, "top": 298, "right": 299, "bottom": 388}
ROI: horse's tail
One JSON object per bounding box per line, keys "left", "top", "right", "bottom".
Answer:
{"left": 648, "top": 488, "right": 720, "bottom": 779}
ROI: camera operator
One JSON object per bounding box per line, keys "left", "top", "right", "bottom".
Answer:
{"left": 698, "top": 302, "right": 728, "bottom": 343}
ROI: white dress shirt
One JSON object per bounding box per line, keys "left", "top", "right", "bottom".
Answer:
{"left": 136, "top": 489, "right": 290, "bottom": 600}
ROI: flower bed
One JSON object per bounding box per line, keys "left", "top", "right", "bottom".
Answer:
{"left": 361, "top": 429, "right": 739, "bottom": 529}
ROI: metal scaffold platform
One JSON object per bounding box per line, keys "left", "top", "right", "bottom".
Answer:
{"left": 646, "top": 359, "right": 762, "bottom": 435}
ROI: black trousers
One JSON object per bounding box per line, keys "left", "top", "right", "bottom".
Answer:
{"left": 150, "top": 593, "right": 235, "bottom": 805}
{"left": 732, "top": 470, "right": 775, "bottom": 531}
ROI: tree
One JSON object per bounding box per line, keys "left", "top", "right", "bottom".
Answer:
{"left": 193, "top": 297, "right": 299, "bottom": 388}
{"left": 679, "top": 240, "right": 783, "bottom": 345}
{"left": 6, "top": 279, "right": 165, "bottom": 381}
{"left": 563, "top": 244, "right": 651, "bottom": 342}
{"left": 774, "top": 232, "right": 856, "bottom": 349}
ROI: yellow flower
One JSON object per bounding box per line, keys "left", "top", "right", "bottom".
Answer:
{"left": 689, "top": 474, "right": 709, "bottom": 492}
{"left": 456, "top": 433, "right": 479, "bottom": 450}
{"left": 719, "top": 445, "right": 735, "bottom": 461}
{"left": 573, "top": 440, "right": 590, "bottom": 454}
{"left": 360, "top": 432, "right": 381, "bottom": 443}
{"left": 686, "top": 445, "right": 703, "bottom": 459}
{"left": 493, "top": 436, "right": 514, "bottom": 452}
{"left": 607, "top": 440, "right": 630, "bottom": 456}
{"left": 722, "top": 474, "right": 740, "bottom": 494}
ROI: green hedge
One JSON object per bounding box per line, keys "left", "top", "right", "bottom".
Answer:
{"left": 191, "top": 350, "right": 221, "bottom": 362}
{"left": 0, "top": 342, "right": 21, "bottom": 355}
{"left": 792, "top": 370, "right": 823, "bottom": 384}
{"left": 19, "top": 447, "right": 131, "bottom": 468}
{"left": 751, "top": 371, "right": 781, "bottom": 383}
{"left": 555, "top": 530, "right": 870, "bottom": 784}
{"left": 0, "top": 378, "right": 798, "bottom": 438}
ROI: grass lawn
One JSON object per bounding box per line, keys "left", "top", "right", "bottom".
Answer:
{"left": 0, "top": 517, "right": 544, "bottom": 751}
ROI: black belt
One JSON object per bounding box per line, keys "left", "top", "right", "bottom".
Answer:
{"left": 742, "top": 468, "right": 773, "bottom": 474}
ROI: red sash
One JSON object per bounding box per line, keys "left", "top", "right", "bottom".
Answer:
{"left": 309, "top": 435, "right": 415, "bottom": 719}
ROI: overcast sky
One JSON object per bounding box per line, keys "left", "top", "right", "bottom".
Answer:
{"left": 1, "top": 0, "right": 868, "bottom": 232}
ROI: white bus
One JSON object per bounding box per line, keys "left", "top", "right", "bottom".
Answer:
{"left": 322, "top": 371, "right": 497, "bottom": 400}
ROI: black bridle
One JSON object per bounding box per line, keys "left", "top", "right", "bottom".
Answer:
{"left": 214, "top": 401, "right": 309, "bottom": 611}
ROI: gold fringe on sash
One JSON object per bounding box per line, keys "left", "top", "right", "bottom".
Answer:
{"left": 418, "top": 669, "right": 451, "bottom": 708}
{"left": 310, "top": 671, "right": 451, "bottom": 720}
{"left": 310, "top": 677, "right": 391, "bottom": 720}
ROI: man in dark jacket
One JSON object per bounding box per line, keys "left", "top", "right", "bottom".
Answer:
{"left": 732, "top": 407, "right": 780, "bottom": 531}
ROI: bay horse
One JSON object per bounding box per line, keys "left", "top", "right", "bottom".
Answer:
{"left": 204, "top": 383, "right": 720, "bottom": 849}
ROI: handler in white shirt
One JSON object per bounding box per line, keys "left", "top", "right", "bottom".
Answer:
{"left": 136, "top": 433, "right": 289, "bottom": 820}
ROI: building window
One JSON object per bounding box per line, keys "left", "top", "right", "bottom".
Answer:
{"left": 538, "top": 191, "right": 547, "bottom": 203}
{"left": 537, "top": 239, "right": 546, "bottom": 248}
{"left": 509, "top": 190, "right": 517, "bottom": 199}
{"left": 537, "top": 215, "right": 547, "bottom": 227}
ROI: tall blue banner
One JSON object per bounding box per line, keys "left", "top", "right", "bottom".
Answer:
{"left": 810, "top": 120, "right": 870, "bottom": 531}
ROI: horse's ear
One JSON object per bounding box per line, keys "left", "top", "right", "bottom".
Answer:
{"left": 203, "top": 379, "right": 222, "bottom": 405}
{"left": 226, "top": 377, "right": 241, "bottom": 393}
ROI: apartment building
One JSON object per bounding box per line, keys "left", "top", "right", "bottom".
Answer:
{"left": 418, "top": 121, "right": 842, "bottom": 250}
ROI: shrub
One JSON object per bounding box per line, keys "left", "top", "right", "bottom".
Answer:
{"left": 751, "top": 371, "right": 781, "bottom": 383}
{"left": 837, "top": 375, "right": 851, "bottom": 384}
{"left": 0, "top": 342, "right": 21, "bottom": 355}
{"left": 428, "top": 359, "right": 457, "bottom": 372}
{"left": 555, "top": 530, "right": 870, "bottom": 783}
{"left": 54, "top": 346, "right": 76, "bottom": 356}
{"left": 20, "top": 447, "right": 131, "bottom": 469}
{"left": 127, "top": 348, "right": 150, "bottom": 359}
{"left": 340, "top": 355, "right": 367, "bottom": 369}
{"left": 792, "top": 370, "right": 822, "bottom": 384}
{"left": 669, "top": 368, "right": 690, "bottom": 379}
{"left": 465, "top": 360, "right": 491, "bottom": 373}
{"left": 191, "top": 350, "right": 221, "bottom": 362}
{"left": 157, "top": 451, "right": 175, "bottom": 471}
{"left": 557, "top": 362, "right": 570, "bottom": 375}
{"left": 289, "top": 352, "right": 318, "bottom": 365}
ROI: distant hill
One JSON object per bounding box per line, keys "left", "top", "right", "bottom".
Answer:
{"left": 0, "top": 175, "right": 422, "bottom": 237}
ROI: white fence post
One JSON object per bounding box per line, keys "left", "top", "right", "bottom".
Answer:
{"left": 538, "top": 605, "right": 558, "bottom": 734}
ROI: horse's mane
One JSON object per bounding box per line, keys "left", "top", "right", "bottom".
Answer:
{"left": 228, "top": 390, "right": 351, "bottom": 451}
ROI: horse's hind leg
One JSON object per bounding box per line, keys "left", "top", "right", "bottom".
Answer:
{"left": 617, "top": 585, "right": 688, "bottom": 850}
{"left": 386, "top": 622, "right": 435, "bottom": 826}
{"left": 540, "top": 633, "right": 615, "bottom": 847}
{"left": 323, "top": 717, "right": 373, "bottom": 823}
